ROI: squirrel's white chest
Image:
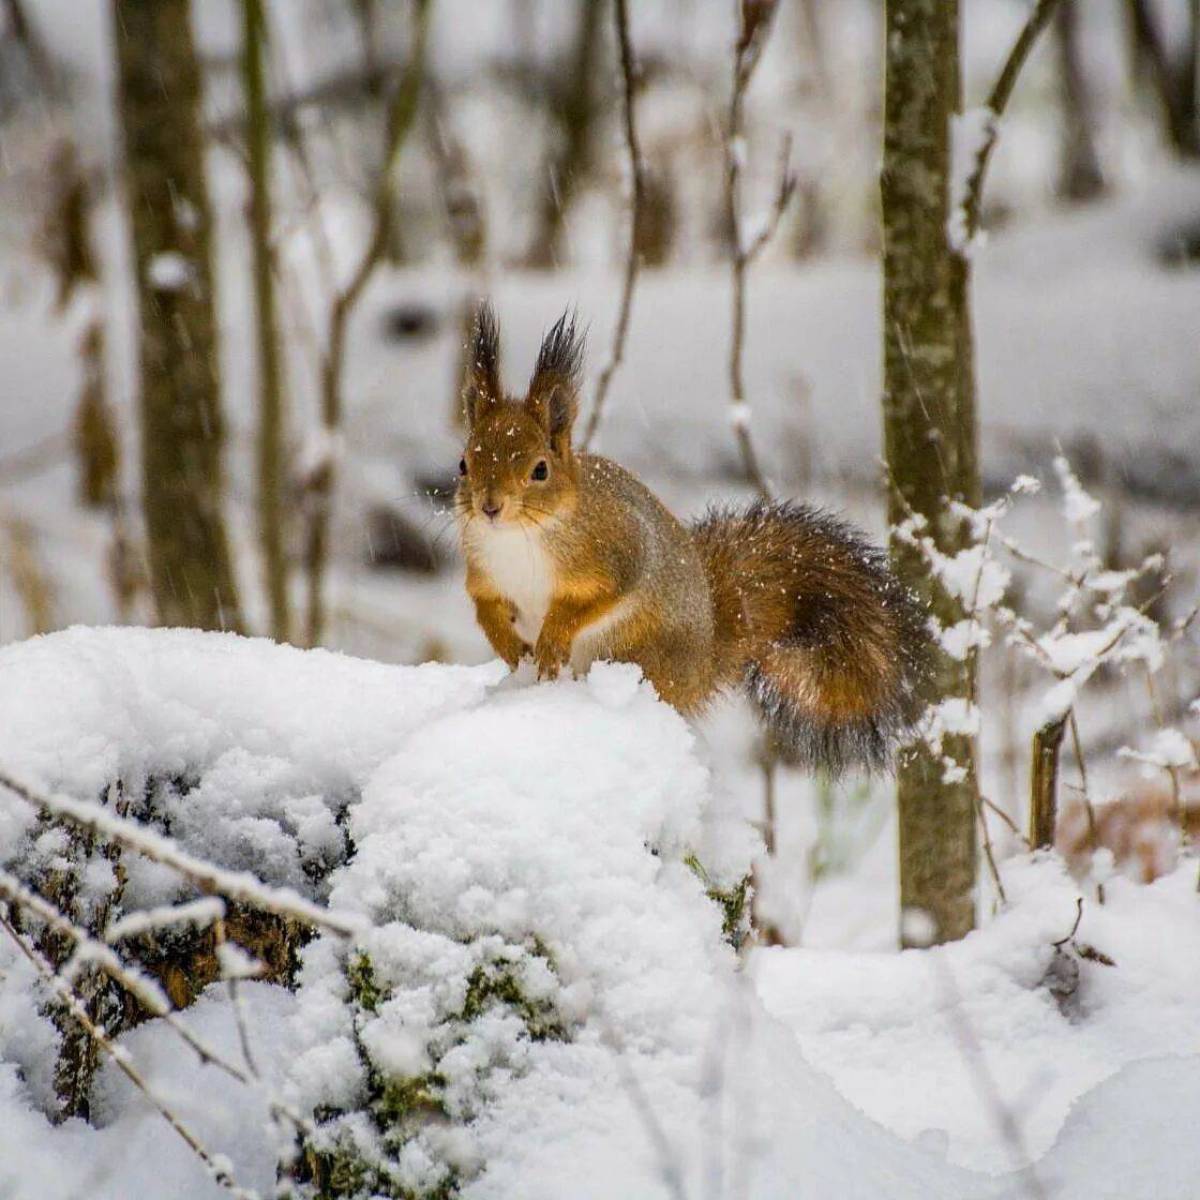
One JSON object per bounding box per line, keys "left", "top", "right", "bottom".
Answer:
{"left": 470, "top": 523, "right": 555, "bottom": 645}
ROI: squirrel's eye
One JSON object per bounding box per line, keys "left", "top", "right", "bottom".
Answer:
{"left": 531, "top": 460, "right": 549, "bottom": 481}
{"left": 458, "top": 457, "right": 467, "bottom": 477}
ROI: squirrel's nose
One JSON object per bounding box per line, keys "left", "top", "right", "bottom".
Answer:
{"left": 481, "top": 500, "right": 501, "bottom": 519}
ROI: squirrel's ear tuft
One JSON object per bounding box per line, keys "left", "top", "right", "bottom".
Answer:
{"left": 527, "top": 309, "right": 584, "bottom": 452}
{"left": 463, "top": 300, "right": 501, "bottom": 425}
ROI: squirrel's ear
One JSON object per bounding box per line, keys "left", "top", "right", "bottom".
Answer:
{"left": 527, "top": 309, "right": 584, "bottom": 453}
{"left": 463, "top": 300, "right": 501, "bottom": 426}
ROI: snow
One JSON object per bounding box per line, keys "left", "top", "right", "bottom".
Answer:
{"left": 0, "top": 629, "right": 1196, "bottom": 1197}
{"left": 146, "top": 252, "right": 195, "bottom": 293}
{"left": 0, "top": 626, "right": 500, "bottom": 909}
{"left": 1053, "top": 454, "right": 1102, "bottom": 526}
{"left": 948, "top": 106, "right": 997, "bottom": 256}
{"left": 752, "top": 857, "right": 1200, "bottom": 1177}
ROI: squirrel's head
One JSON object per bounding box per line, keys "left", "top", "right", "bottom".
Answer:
{"left": 455, "top": 302, "right": 584, "bottom": 529}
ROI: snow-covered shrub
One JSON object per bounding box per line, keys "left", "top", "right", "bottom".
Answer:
{"left": 895, "top": 458, "right": 1199, "bottom": 883}
{"left": 0, "top": 628, "right": 498, "bottom": 1114}
{"left": 282, "top": 662, "right": 756, "bottom": 1198}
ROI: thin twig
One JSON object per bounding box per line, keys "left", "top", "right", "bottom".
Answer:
{"left": 303, "top": 0, "right": 431, "bottom": 647}
{"left": 976, "top": 794, "right": 1009, "bottom": 906}
{"left": 1051, "top": 896, "right": 1085, "bottom": 948}
{"left": 1067, "top": 709, "right": 1105, "bottom": 904}
{"left": 214, "top": 914, "right": 262, "bottom": 1079}
{"left": 959, "top": 0, "right": 1068, "bottom": 246}
{"left": 723, "top": 0, "right": 795, "bottom": 499}
{"left": 0, "top": 911, "right": 259, "bottom": 1200}
{"left": 932, "top": 957, "right": 1049, "bottom": 1200}
{"left": 581, "top": 0, "right": 645, "bottom": 450}
{"left": 0, "top": 769, "right": 363, "bottom": 937}
{"left": 982, "top": 794, "right": 1030, "bottom": 845}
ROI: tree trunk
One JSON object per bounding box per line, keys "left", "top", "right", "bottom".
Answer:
{"left": 881, "top": 0, "right": 979, "bottom": 946}
{"left": 242, "top": 0, "right": 290, "bottom": 642}
{"left": 112, "top": 0, "right": 242, "bottom": 632}
{"left": 1054, "top": 0, "right": 1106, "bottom": 201}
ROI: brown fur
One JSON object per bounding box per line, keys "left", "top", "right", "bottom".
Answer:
{"left": 455, "top": 305, "right": 930, "bottom": 774}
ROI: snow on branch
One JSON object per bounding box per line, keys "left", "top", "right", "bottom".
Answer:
{"left": 893, "top": 456, "right": 1193, "bottom": 870}
{"left": 0, "top": 769, "right": 365, "bottom": 937}
{"left": 950, "top": 0, "right": 1067, "bottom": 255}
{"left": 0, "top": 910, "right": 261, "bottom": 1200}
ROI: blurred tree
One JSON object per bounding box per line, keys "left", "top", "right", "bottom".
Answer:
{"left": 112, "top": 0, "right": 243, "bottom": 632}
{"left": 2, "top": 0, "right": 57, "bottom": 96}
{"left": 73, "top": 324, "right": 118, "bottom": 512}
{"left": 526, "top": 0, "right": 604, "bottom": 268}
{"left": 880, "top": 0, "right": 979, "bottom": 946}
{"left": 41, "top": 141, "right": 119, "bottom": 514}
{"left": 1126, "top": 0, "right": 1200, "bottom": 158}
{"left": 242, "top": 0, "right": 291, "bottom": 643}
{"left": 1054, "top": 0, "right": 1106, "bottom": 201}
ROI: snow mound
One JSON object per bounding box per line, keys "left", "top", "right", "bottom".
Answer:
{"left": 0, "top": 625, "right": 500, "bottom": 906}
{"left": 282, "top": 657, "right": 967, "bottom": 1199}
{"left": 0, "top": 629, "right": 970, "bottom": 1198}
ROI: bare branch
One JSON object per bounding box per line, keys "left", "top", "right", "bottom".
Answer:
{"left": 303, "top": 0, "right": 431, "bottom": 647}
{"left": 0, "top": 911, "right": 259, "bottom": 1199}
{"left": 959, "top": 0, "right": 1068, "bottom": 247}
{"left": 581, "top": 0, "right": 646, "bottom": 450}
{"left": 723, "top": 0, "right": 795, "bottom": 499}
{"left": 0, "top": 769, "right": 364, "bottom": 937}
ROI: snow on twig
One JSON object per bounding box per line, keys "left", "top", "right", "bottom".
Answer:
{"left": 0, "top": 769, "right": 365, "bottom": 937}
{"left": 951, "top": 0, "right": 1067, "bottom": 255}
{"left": 0, "top": 910, "right": 262, "bottom": 1200}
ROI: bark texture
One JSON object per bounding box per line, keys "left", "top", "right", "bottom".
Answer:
{"left": 113, "top": 0, "right": 242, "bottom": 632}
{"left": 881, "top": 0, "right": 979, "bottom": 946}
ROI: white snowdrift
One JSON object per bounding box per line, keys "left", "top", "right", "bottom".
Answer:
{"left": 0, "top": 628, "right": 1196, "bottom": 1199}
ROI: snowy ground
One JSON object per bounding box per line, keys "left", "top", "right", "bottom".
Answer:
{"left": 2, "top": 3, "right": 1199, "bottom": 1189}
{"left": 0, "top": 629, "right": 1196, "bottom": 1199}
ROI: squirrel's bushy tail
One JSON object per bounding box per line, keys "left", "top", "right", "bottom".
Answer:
{"left": 691, "top": 502, "right": 930, "bottom": 774}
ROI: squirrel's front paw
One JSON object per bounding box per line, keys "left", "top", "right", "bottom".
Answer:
{"left": 534, "top": 638, "right": 568, "bottom": 681}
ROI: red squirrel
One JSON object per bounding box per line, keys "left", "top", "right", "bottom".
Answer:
{"left": 455, "top": 304, "right": 930, "bottom": 774}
